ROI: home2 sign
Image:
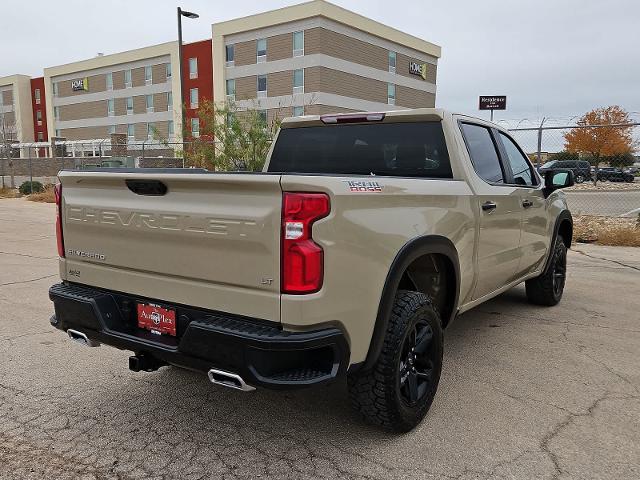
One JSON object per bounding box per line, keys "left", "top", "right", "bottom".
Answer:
{"left": 409, "top": 62, "right": 428, "bottom": 81}
{"left": 71, "top": 77, "right": 89, "bottom": 92}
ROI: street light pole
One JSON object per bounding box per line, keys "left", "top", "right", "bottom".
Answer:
{"left": 176, "top": 7, "right": 199, "bottom": 159}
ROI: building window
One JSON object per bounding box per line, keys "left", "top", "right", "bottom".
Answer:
{"left": 147, "top": 122, "right": 155, "bottom": 140}
{"left": 226, "top": 79, "right": 235, "bottom": 102}
{"left": 293, "top": 31, "right": 304, "bottom": 57}
{"left": 53, "top": 106, "right": 60, "bottom": 120}
{"left": 293, "top": 106, "right": 304, "bottom": 117}
{"left": 55, "top": 129, "right": 61, "bottom": 138}
{"left": 293, "top": 69, "right": 304, "bottom": 94}
{"left": 107, "top": 99, "right": 115, "bottom": 116}
{"left": 190, "top": 88, "right": 199, "bottom": 108}
{"left": 127, "top": 124, "right": 134, "bottom": 139}
{"left": 34, "top": 89, "right": 41, "bottom": 104}
{"left": 257, "top": 74, "right": 267, "bottom": 98}
{"left": 189, "top": 58, "right": 198, "bottom": 79}
{"left": 388, "top": 51, "right": 396, "bottom": 73}
{"left": 106, "top": 73, "right": 113, "bottom": 91}
{"left": 145, "top": 66, "right": 153, "bottom": 85}
{"left": 126, "top": 97, "right": 133, "bottom": 115}
{"left": 36, "top": 110, "right": 42, "bottom": 126}
{"left": 168, "top": 120, "right": 174, "bottom": 139}
{"left": 37, "top": 132, "right": 44, "bottom": 141}
{"left": 191, "top": 117, "right": 199, "bottom": 137}
{"left": 124, "top": 69, "right": 132, "bottom": 88}
{"left": 166, "top": 63, "right": 172, "bottom": 79}
{"left": 258, "top": 110, "right": 267, "bottom": 124}
{"left": 387, "top": 83, "right": 396, "bottom": 105}
{"left": 225, "top": 45, "right": 234, "bottom": 67}
{"left": 108, "top": 125, "right": 116, "bottom": 135}
{"left": 256, "top": 38, "right": 267, "bottom": 63}
{"left": 167, "top": 91, "right": 173, "bottom": 111}
{"left": 52, "top": 82, "right": 59, "bottom": 97}
{"left": 146, "top": 94, "right": 154, "bottom": 113}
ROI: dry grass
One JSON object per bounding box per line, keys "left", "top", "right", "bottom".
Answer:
{"left": 573, "top": 215, "right": 640, "bottom": 247}
{"left": 27, "top": 185, "right": 56, "bottom": 203}
{"left": 0, "top": 187, "right": 21, "bottom": 199}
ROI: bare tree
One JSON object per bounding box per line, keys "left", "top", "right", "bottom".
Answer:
{"left": 0, "top": 109, "right": 18, "bottom": 189}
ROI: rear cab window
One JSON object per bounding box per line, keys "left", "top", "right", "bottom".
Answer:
{"left": 268, "top": 122, "right": 452, "bottom": 178}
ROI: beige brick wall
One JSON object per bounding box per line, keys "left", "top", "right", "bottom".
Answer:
{"left": 131, "top": 67, "right": 145, "bottom": 88}
{"left": 134, "top": 122, "right": 147, "bottom": 141}
{"left": 153, "top": 92, "right": 169, "bottom": 112}
{"left": 133, "top": 95, "right": 146, "bottom": 114}
{"left": 59, "top": 125, "right": 109, "bottom": 140}
{"left": 57, "top": 73, "right": 107, "bottom": 98}
{"left": 396, "top": 53, "right": 437, "bottom": 83}
{"left": 112, "top": 70, "right": 125, "bottom": 90}
{"left": 305, "top": 27, "right": 388, "bottom": 72}
{"left": 152, "top": 63, "right": 168, "bottom": 85}
{"left": 267, "top": 70, "right": 293, "bottom": 97}
{"left": 234, "top": 40, "right": 256, "bottom": 67}
{"left": 114, "top": 97, "right": 126, "bottom": 116}
{"left": 267, "top": 33, "right": 292, "bottom": 62}
{"left": 2, "top": 90, "right": 12, "bottom": 105}
{"left": 305, "top": 66, "right": 387, "bottom": 104}
{"left": 59, "top": 100, "right": 108, "bottom": 121}
{"left": 235, "top": 76, "right": 257, "bottom": 100}
{"left": 396, "top": 86, "right": 435, "bottom": 108}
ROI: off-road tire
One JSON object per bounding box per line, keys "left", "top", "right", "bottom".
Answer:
{"left": 525, "top": 235, "right": 567, "bottom": 306}
{"left": 348, "top": 291, "right": 443, "bottom": 432}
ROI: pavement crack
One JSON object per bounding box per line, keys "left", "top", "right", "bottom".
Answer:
{"left": 0, "top": 273, "right": 57, "bottom": 286}
{"left": 0, "top": 250, "right": 57, "bottom": 260}
{"left": 573, "top": 248, "right": 640, "bottom": 272}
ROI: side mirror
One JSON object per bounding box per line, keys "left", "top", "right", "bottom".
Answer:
{"left": 543, "top": 169, "right": 574, "bottom": 197}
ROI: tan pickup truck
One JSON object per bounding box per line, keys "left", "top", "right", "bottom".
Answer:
{"left": 49, "top": 109, "right": 574, "bottom": 432}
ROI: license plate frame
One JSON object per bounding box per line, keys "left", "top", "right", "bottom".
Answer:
{"left": 137, "top": 303, "right": 177, "bottom": 337}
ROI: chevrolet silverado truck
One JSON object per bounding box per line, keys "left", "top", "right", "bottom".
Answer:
{"left": 49, "top": 109, "right": 574, "bottom": 432}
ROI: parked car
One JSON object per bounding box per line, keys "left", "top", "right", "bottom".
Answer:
{"left": 539, "top": 159, "right": 591, "bottom": 183}
{"left": 49, "top": 109, "right": 574, "bottom": 432}
{"left": 597, "top": 167, "right": 634, "bottom": 182}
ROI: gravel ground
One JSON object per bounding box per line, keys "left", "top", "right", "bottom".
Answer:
{"left": 1, "top": 198, "right": 639, "bottom": 480}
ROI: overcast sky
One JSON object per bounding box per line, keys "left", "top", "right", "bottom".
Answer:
{"left": 1, "top": 0, "right": 638, "bottom": 127}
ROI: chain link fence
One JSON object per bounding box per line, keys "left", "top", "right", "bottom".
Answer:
{"left": 508, "top": 123, "right": 640, "bottom": 219}
{"left": 0, "top": 141, "right": 219, "bottom": 193}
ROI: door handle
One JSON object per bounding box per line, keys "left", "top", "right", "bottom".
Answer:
{"left": 481, "top": 201, "right": 497, "bottom": 212}
{"left": 522, "top": 199, "right": 533, "bottom": 208}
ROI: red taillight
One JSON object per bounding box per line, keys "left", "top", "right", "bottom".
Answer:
{"left": 54, "top": 183, "right": 65, "bottom": 258}
{"left": 281, "top": 192, "right": 330, "bottom": 294}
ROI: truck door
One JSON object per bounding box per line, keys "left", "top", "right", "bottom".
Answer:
{"left": 459, "top": 122, "right": 523, "bottom": 300}
{"left": 495, "top": 131, "right": 549, "bottom": 277}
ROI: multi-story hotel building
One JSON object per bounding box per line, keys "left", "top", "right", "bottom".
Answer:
{"left": 213, "top": 0, "right": 440, "bottom": 122}
{"left": 2, "top": 0, "right": 440, "bottom": 147}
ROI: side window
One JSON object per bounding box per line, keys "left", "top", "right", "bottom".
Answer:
{"left": 460, "top": 123, "right": 504, "bottom": 184}
{"left": 499, "top": 132, "right": 535, "bottom": 186}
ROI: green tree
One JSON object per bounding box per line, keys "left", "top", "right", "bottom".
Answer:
{"left": 548, "top": 150, "right": 580, "bottom": 161}
{"left": 175, "top": 100, "right": 282, "bottom": 171}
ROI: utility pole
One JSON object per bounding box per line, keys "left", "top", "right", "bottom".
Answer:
{"left": 177, "top": 7, "right": 199, "bottom": 159}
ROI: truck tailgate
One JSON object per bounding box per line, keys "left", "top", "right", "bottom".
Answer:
{"left": 58, "top": 171, "right": 283, "bottom": 322}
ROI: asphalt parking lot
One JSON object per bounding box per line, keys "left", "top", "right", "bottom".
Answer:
{"left": 1, "top": 198, "right": 639, "bottom": 480}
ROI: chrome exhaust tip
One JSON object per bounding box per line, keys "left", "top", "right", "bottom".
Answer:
{"left": 67, "top": 329, "right": 100, "bottom": 348}
{"left": 207, "top": 368, "right": 255, "bottom": 392}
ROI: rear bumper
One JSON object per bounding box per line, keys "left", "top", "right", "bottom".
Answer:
{"left": 49, "top": 282, "right": 349, "bottom": 390}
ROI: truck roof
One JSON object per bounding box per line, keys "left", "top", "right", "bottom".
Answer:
{"left": 279, "top": 108, "right": 505, "bottom": 129}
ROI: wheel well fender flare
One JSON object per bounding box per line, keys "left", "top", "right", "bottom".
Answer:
{"left": 362, "top": 235, "right": 460, "bottom": 371}
{"left": 542, "top": 210, "right": 573, "bottom": 274}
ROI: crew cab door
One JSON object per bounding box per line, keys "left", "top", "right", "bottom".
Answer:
{"left": 495, "top": 131, "right": 549, "bottom": 277}
{"left": 459, "top": 122, "right": 523, "bottom": 300}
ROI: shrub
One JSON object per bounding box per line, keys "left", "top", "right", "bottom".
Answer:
{"left": 19, "top": 181, "right": 44, "bottom": 195}
{"left": 27, "top": 184, "right": 56, "bottom": 203}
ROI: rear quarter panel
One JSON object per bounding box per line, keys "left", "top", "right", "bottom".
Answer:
{"left": 279, "top": 175, "right": 476, "bottom": 364}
